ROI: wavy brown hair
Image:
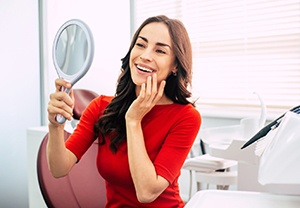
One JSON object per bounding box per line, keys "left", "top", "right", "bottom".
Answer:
{"left": 94, "top": 15, "right": 194, "bottom": 153}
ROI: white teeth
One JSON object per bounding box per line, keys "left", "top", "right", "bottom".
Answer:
{"left": 137, "top": 65, "right": 153, "bottom": 73}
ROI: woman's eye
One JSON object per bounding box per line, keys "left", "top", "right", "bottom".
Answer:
{"left": 156, "top": 49, "right": 166, "bottom": 54}
{"left": 136, "top": 43, "right": 144, "bottom": 48}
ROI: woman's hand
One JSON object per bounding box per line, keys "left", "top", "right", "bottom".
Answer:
{"left": 125, "top": 74, "right": 166, "bottom": 122}
{"left": 47, "top": 78, "right": 77, "bottom": 178}
{"left": 125, "top": 74, "right": 169, "bottom": 203}
{"left": 47, "top": 78, "right": 74, "bottom": 126}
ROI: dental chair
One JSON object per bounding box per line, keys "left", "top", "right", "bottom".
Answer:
{"left": 37, "top": 89, "right": 106, "bottom": 208}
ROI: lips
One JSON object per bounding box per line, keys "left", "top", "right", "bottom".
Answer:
{"left": 136, "top": 64, "right": 156, "bottom": 73}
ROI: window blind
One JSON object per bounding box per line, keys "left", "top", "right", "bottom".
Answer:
{"left": 132, "top": 0, "right": 300, "bottom": 115}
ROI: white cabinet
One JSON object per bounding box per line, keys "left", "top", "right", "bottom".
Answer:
{"left": 27, "top": 126, "right": 48, "bottom": 208}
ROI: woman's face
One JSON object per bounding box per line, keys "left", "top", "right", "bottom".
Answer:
{"left": 129, "top": 22, "right": 177, "bottom": 87}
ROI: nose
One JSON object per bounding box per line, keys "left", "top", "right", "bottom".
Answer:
{"left": 140, "top": 49, "right": 153, "bottom": 62}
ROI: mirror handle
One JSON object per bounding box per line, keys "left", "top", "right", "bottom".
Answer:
{"left": 55, "top": 87, "right": 71, "bottom": 124}
{"left": 55, "top": 114, "right": 66, "bottom": 124}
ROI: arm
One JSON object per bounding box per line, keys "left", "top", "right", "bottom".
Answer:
{"left": 125, "top": 75, "right": 169, "bottom": 203}
{"left": 46, "top": 78, "right": 77, "bottom": 178}
{"left": 47, "top": 124, "right": 77, "bottom": 178}
{"left": 126, "top": 119, "right": 169, "bottom": 203}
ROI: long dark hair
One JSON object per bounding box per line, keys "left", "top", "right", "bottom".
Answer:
{"left": 94, "top": 15, "right": 194, "bottom": 153}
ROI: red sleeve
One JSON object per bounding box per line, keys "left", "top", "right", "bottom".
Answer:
{"left": 154, "top": 105, "right": 201, "bottom": 184}
{"left": 65, "top": 95, "right": 112, "bottom": 161}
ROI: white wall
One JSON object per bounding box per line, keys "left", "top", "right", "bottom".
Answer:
{"left": 0, "top": 1, "right": 40, "bottom": 207}
{"left": 0, "top": 1, "right": 252, "bottom": 206}
{"left": 0, "top": 1, "right": 130, "bottom": 207}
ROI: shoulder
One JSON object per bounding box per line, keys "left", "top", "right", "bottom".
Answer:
{"left": 173, "top": 103, "right": 201, "bottom": 120}
{"left": 89, "top": 95, "right": 114, "bottom": 109}
{"left": 170, "top": 103, "right": 202, "bottom": 132}
{"left": 153, "top": 103, "right": 201, "bottom": 120}
{"left": 94, "top": 94, "right": 114, "bottom": 104}
{"left": 82, "top": 95, "right": 114, "bottom": 119}
{"left": 152, "top": 103, "right": 201, "bottom": 129}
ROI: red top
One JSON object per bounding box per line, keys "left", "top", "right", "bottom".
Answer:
{"left": 66, "top": 95, "right": 201, "bottom": 208}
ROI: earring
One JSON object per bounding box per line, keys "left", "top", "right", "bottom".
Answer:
{"left": 172, "top": 71, "right": 177, "bottom": 76}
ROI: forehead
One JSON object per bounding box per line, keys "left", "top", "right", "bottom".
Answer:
{"left": 138, "top": 22, "right": 171, "bottom": 45}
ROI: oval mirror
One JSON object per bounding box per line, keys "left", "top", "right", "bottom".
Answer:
{"left": 52, "top": 19, "right": 94, "bottom": 123}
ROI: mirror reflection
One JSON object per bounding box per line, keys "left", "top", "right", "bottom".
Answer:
{"left": 55, "top": 24, "right": 88, "bottom": 76}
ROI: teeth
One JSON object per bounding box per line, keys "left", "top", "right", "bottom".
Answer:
{"left": 137, "top": 65, "right": 153, "bottom": 73}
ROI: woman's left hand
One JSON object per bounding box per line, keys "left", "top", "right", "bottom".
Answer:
{"left": 125, "top": 74, "right": 166, "bottom": 122}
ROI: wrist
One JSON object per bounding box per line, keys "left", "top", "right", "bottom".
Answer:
{"left": 125, "top": 118, "right": 141, "bottom": 127}
{"left": 48, "top": 122, "right": 65, "bottom": 131}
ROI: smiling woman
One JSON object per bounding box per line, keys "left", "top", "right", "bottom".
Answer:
{"left": 47, "top": 15, "right": 201, "bottom": 207}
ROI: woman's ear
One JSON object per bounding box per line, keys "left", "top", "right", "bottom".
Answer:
{"left": 171, "top": 68, "right": 178, "bottom": 76}
{"left": 172, "top": 65, "right": 178, "bottom": 75}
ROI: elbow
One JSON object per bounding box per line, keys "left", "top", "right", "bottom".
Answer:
{"left": 47, "top": 162, "right": 69, "bottom": 178}
{"left": 50, "top": 171, "right": 68, "bottom": 179}
{"left": 49, "top": 167, "right": 68, "bottom": 178}
{"left": 137, "top": 195, "right": 156, "bottom": 204}
{"left": 134, "top": 177, "right": 168, "bottom": 203}
{"left": 136, "top": 190, "right": 159, "bottom": 204}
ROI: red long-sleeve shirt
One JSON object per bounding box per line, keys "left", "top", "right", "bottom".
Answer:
{"left": 66, "top": 95, "right": 201, "bottom": 207}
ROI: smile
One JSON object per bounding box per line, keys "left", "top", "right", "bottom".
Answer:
{"left": 136, "top": 65, "right": 156, "bottom": 73}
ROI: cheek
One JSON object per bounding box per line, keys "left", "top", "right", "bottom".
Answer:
{"left": 160, "top": 70, "right": 171, "bottom": 77}
{"left": 129, "top": 49, "right": 139, "bottom": 68}
{"left": 129, "top": 51, "right": 134, "bottom": 67}
{"left": 158, "top": 62, "right": 175, "bottom": 79}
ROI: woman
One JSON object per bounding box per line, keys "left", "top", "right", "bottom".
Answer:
{"left": 47, "top": 15, "right": 201, "bottom": 207}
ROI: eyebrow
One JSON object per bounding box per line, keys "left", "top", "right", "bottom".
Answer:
{"left": 138, "top": 36, "right": 172, "bottom": 49}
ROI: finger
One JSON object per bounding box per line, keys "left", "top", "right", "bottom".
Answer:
{"left": 48, "top": 92, "right": 74, "bottom": 120}
{"left": 48, "top": 103, "right": 73, "bottom": 122}
{"left": 153, "top": 80, "right": 166, "bottom": 103}
{"left": 55, "top": 78, "right": 72, "bottom": 92}
{"left": 48, "top": 94, "right": 73, "bottom": 116}
{"left": 151, "top": 73, "right": 158, "bottom": 96}
{"left": 158, "top": 80, "right": 166, "bottom": 96}
{"left": 145, "top": 76, "right": 152, "bottom": 100}
{"left": 51, "top": 90, "right": 74, "bottom": 105}
{"left": 69, "top": 89, "right": 75, "bottom": 108}
{"left": 146, "top": 74, "right": 158, "bottom": 103}
{"left": 49, "top": 102, "right": 73, "bottom": 121}
{"left": 136, "top": 83, "right": 146, "bottom": 102}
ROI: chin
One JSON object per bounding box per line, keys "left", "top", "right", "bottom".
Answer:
{"left": 131, "top": 76, "right": 146, "bottom": 86}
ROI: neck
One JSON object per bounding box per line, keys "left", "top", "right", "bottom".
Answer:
{"left": 157, "top": 94, "right": 173, "bottom": 105}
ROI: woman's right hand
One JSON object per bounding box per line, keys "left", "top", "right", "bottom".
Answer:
{"left": 47, "top": 78, "right": 74, "bottom": 126}
{"left": 47, "top": 78, "right": 77, "bottom": 178}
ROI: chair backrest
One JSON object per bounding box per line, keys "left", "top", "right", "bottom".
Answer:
{"left": 37, "top": 89, "right": 106, "bottom": 208}
{"left": 73, "top": 89, "right": 99, "bottom": 120}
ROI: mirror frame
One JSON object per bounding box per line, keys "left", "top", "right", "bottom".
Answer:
{"left": 52, "top": 19, "right": 94, "bottom": 86}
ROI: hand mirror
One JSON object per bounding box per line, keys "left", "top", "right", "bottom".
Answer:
{"left": 53, "top": 19, "right": 94, "bottom": 124}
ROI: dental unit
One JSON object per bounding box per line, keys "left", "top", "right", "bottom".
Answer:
{"left": 185, "top": 94, "right": 300, "bottom": 207}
